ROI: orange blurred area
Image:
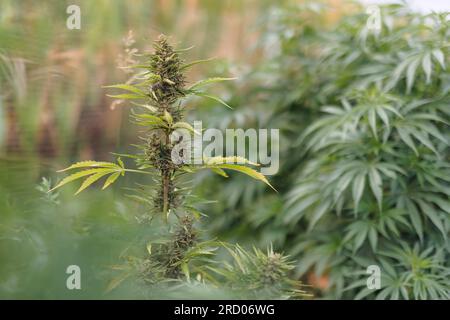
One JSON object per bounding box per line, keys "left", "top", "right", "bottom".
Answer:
{"left": 0, "top": 0, "right": 351, "bottom": 162}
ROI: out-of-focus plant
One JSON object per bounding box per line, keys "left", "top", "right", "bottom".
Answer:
{"left": 35, "top": 177, "right": 60, "bottom": 205}
{"left": 0, "top": 0, "right": 275, "bottom": 160}
{"left": 199, "top": 2, "right": 450, "bottom": 299}
{"left": 284, "top": 4, "right": 449, "bottom": 300}
{"left": 51, "top": 35, "right": 306, "bottom": 299}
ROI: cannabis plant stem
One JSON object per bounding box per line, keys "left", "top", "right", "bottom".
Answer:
{"left": 162, "top": 114, "right": 171, "bottom": 219}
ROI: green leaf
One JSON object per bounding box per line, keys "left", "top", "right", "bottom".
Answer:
{"left": 192, "top": 91, "right": 233, "bottom": 109}
{"left": 121, "top": 64, "right": 151, "bottom": 69}
{"left": 397, "top": 127, "right": 418, "bottom": 155}
{"left": 50, "top": 168, "right": 110, "bottom": 191}
{"left": 107, "top": 93, "right": 146, "bottom": 100}
{"left": 308, "top": 201, "right": 331, "bottom": 231}
{"left": 103, "top": 84, "right": 146, "bottom": 96}
{"left": 406, "top": 58, "right": 420, "bottom": 93}
{"left": 76, "top": 170, "right": 113, "bottom": 195}
{"left": 432, "top": 49, "right": 445, "bottom": 69}
{"left": 52, "top": 160, "right": 126, "bottom": 193}
{"left": 57, "top": 161, "right": 118, "bottom": 172}
{"left": 415, "top": 122, "right": 448, "bottom": 145}
{"left": 352, "top": 172, "right": 366, "bottom": 213}
{"left": 355, "top": 288, "right": 374, "bottom": 300}
{"left": 422, "top": 53, "right": 432, "bottom": 84}
{"left": 407, "top": 127, "right": 437, "bottom": 154}
{"left": 188, "top": 77, "right": 236, "bottom": 90}
{"left": 406, "top": 200, "right": 423, "bottom": 241}
{"left": 416, "top": 200, "right": 446, "bottom": 237}
{"left": 375, "top": 106, "right": 390, "bottom": 130}
{"left": 385, "top": 58, "right": 409, "bottom": 91}
{"left": 115, "top": 158, "right": 123, "bottom": 169}
{"left": 210, "top": 167, "right": 228, "bottom": 178}
{"left": 353, "top": 224, "right": 368, "bottom": 252}
{"left": 409, "top": 113, "right": 448, "bottom": 124}
{"left": 180, "top": 57, "right": 215, "bottom": 70}
{"left": 132, "top": 112, "right": 167, "bottom": 128}
{"left": 368, "top": 108, "right": 377, "bottom": 139}
{"left": 212, "top": 164, "right": 276, "bottom": 191}
{"left": 204, "top": 156, "right": 259, "bottom": 166}
{"left": 181, "top": 262, "right": 190, "bottom": 281}
{"left": 102, "top": 172, "right": 121, "bottom": 189}
{"left": 368, "top": 227, "right": 378, "bottom": 251}
{"left": 163, "top": 110, "right": 173, "bottom": 126}
{"left": 174, "top": 45, "right": 195, "bottom": 53}
{"left": 105, "top": 272, "right": 131, "bottom": 293}
{"left": 172, "top": 121, "right": 200, "bottom": 134}
{"left": 130, "top": 102, "right": 158, "bottom": 112}
{"left": 369, "top": 167, "right": 382, "bottom": 210}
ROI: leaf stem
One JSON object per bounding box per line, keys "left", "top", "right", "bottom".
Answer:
{"left": 124, "top": 169, "right": 152, "bottom": 174}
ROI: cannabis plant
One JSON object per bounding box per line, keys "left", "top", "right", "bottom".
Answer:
{"left": 51, "top": 35, "right": 304, "bottom": 298}
{"left": 282, "top": 4, "right": 450, "bottom": 300}
{"left": 198, "top": 3, "right": 450, "bottom": 299}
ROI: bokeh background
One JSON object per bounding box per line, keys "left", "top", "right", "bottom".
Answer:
{"left": 1, "top": 0, "right": 449, "bottom": 299}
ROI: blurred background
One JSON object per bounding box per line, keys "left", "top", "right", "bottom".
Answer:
{"left": 1, "top": 0, "right": 449, "bottom": 299}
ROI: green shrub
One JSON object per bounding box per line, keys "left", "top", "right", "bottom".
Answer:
{"left": 201, "top": 3, "right": 450, "bottom": 299}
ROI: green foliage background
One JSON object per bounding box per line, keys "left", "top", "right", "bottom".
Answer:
{"left": 198, "top": 3, "right": 450, "bottom": 299}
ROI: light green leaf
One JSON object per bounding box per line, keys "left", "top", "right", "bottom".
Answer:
{"left": 210, "top": 167, "right": 228, "bottom": 178}
{"left": 308, "top": 201, "right": 331, "bottom": 231}
{"left": 204, "top": 156, "right": 259, "bottom": 166}
{"left": 181, "top": 262, "right": 190, "bottom": 281}
{"left": 352, "top": 172, "right": 366, "bottom": 213}
{"left": 188, "top": 77, "right": 236, "bottom": 90}
{"left": 174, "top": 45, "right": 195, "bottom": 53}
{"left": 130, "top": 102, "right": 158, "bottom": 112}
{"left": 172, "top": 121, "right": 200, "bottom": 134}
{"left": 422, "top": 53, "right": 432, "bottom": 84}
{"left": 102, "top": 172, "right": 121, "bottom": 189}
{"left": 406, "top": 58, "right": 420, "bottom": 93}
{"left": 132, "top": 112, "right": 167, "bottom": 127}
{"left": 76, "top": 171, "right": 113, "bottom": 195}
{"left": 432, "top": 49, "right": 445, "bottom": 69}
{"left": 416, "top": 200, "right": 445, "bottom": 237}
{"left": 407, "top": 127, "right": 437, "bottom": 154}
{"left": 369, "top": 167, "right": 382, "bottom": 210}
{"left": 368, "top": 108, "right": 377, "bottom": 139}
{"left": 180, "top": 57, "right": 215, "bottom": 70}
{"left": 212, "top": 163, "right": 276, "bottom": 191}
{"left": 163, "top": 110, "right": 173, "bottom": 126}
{"left": 53, "top": 160, "right": 126, "bottom": 193}
{"left": 406, "top": 200, "right": 423, "bottom": 241}
{"left": 107, "top": 93, "right": 146, "bottom": 100}
{"left": 103, "top": 84, "right": 146, "bottom": 96}
{"left": 376, "top": 106, "right": 390, "bottom": 130}
{"left": 415, "top": 122, "right": 448, "bottom": 145}
{"left": 192, "top": 91, "right": 233, "bottom": 109}
{"left": 57, "top": 161, "right": 119, "bottom": 172}
{"left": 397, "top": 127, "right": 418, "bottom": 155}
{"left": 368, "top": 228, "right": 378, "bottom": 251}
{"left": 50, "top": 168, "right": 114, "bottom": 192}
